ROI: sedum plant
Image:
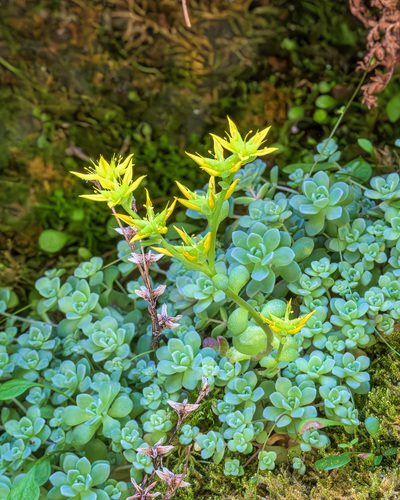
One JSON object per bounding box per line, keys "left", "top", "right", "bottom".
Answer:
{"left": 0, "top": 119, "right": 398, "bottom": 498}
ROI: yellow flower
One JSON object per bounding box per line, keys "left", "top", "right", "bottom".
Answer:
{"left": 176, "top": 177, "right": 239, "bottom": 214}
{"left": 211, "top": 117, "right": 278, "bottom": 160}
{"left": 71, "top": 154, "right": 146, "bottom": 208}
{"left": 115, "top": 190, "right": 176, "bottom": 242}
{"left": 186, "top": 118, "right": 277, "bottom": 178}
{"left": 260, "top": 299, "right": 315, "bottom": 336}
{"left": 152, "top": 229, "right": 212, "bottom": 263}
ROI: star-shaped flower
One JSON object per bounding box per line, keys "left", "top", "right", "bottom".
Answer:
{"left": 157, "top": 304, "right": 183, "bottom": 330}
{"left": 137, "top": 437, "right": 175, "bottom": 460}
{"left": 134, "top": 285, "right": 166, "bottom": 302}
{"left": 167, "top": 399, "right": 200, "bottom": 419}
{"left": 127, "top": 478, "right": 161, "bottom": 500}
{"left": 155, "top": 466, "right": 191, "bottom": 489}
{"left": 260, "top": 298, "right": 315, "bottom": 336}
{"left": 129, "top": 250, "right": 164, "bottom": 265}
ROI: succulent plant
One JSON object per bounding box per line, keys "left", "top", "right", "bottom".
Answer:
{"left": 300, "top": 429, "right": 330, "bottom": 451}
{"left": 74, "top": 257, "right": 104, "bottom": 286}
{"left": 223, "top": 458, "right": 244, "bottom": 476}
{"left": 258, "top": 450, "right": 277, "bottom": 471}
{"left": 5, "top": 406, "right": 50, "bottom": 453}
{"left": 364, "top": 173, "right": 400, "bottom": 203}
{"left": 228, "top": 223, "right": 300, "bottom": 296}
{"left": 156, "top": 331, "right": 205, "bottom": 393}
{"left": 48, "top": 454, "right": 110, "bottom": 500}
{"left": 58, "top": 279, "right": 99, "bottom": 334}
{"left": 197, "top": 431, "right": 225, "bottom": 464}
{"left": 290, "top": 171, "right": 355, "bottom": 236}
{"left": 332, "top": 352, "right": 370, "bottom": 394}
{"left": 263, "top": 377, "right": 317, "bottom": 428}
{"left": 61, "top": 381, "right": 134, "bottom": 445}
{"left": 224, "top": 372, "right": 264, "bottom": 406}
{"left": 179, "top": 424, "right": 200, "bottom": 445}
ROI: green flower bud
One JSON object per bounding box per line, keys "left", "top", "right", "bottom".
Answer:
{"left": 212, "top": 273, "right": 229, "bottom": 290}
{"left": 228, "top": 265, "right": 250, "bottom": 294}
{"left": 261, "top": 299, "right": 287, "bottom": 319}
{"left": 233, "top": 325, "right": 267, "bottom": 356}
{"left": 228, "top": 308, "right": 249, "bottom": 336}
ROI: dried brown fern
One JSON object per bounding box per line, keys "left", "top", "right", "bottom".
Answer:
{"left": 349, "top": 0, "right": 400, "bottom": 108}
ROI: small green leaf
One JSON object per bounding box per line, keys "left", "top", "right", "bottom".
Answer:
{"left": 282, "top": 163, "right": 314, "bottom": 174}
{"left": 38, "top": 229, "right": 69, "bottom": 253}
{"left": 384, "top": 447, "right": 399, "bottom": 456}
{"left": 313, "top": 109, "right": 329, "bottom": 124}
{"left": 0, "top": 380, "right": 37, "bottom": 400}
{"left": 316, "top": 95, "right": 337, "bottom": 110}
{"left": 374, "top": 455, "right": 383, "bottom": 466}
{"left": 288, "top": 106, "right": 304, "bottom": 121}
{"left": 387, "top": 94, "right": 400, "bottom": 123}
{"left": 35, "top": 456, "right": 51, "bottom": 486}
{"left": 365, "top": 416, "right": 380, "bottom": 435}
{"left": 9, "top": 456, "right": 50, "bottom": 500}
{"left": 314, "top": 453, "right": 351, "bottom": 471}
{"left": 357, "top": 138, "right": 375, "bottom": 156}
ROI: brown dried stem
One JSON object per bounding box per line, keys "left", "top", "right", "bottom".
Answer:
{"left": 93, "top": 179, "right": 163, "bottom": 349}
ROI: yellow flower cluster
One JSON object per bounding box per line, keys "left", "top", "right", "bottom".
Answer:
{"left": 71, "top": 154, "right": 145, "bottom": 208}
{"left": 152, "top": 227, "right": 212, "bottom": 263}
{"left": 186, "top": 117, "right": 277, "bottom": 177}
{"left": 115, "top": 190, "right": 176, "bottom": 243}
{"left": 71, "top": 118, "right": 277, "bottom": 254}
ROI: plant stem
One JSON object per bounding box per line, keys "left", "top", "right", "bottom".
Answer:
{"left": 308, "top": 71, "right": 367, "bottom": 178}
{"left": 208, "top": 188, "right": 229, "bottom": 274}
{"left": 0, "top": 312, "right": 56, "bottom": 327}
{"left": 225, "top": 288, "right": 273, "bottom": 349}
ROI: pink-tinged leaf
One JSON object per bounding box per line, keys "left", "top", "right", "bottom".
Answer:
{"left": 298, "top": 418, "right": 345, "bottom": 434}
{"left": 217, "top": 336, "right": 229, "bottom": 357}
{"left": 357, "top": 453, "right": 373, "bottom": 459}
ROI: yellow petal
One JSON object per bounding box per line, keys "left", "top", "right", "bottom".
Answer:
{"left": 257, "top": 147, "right": 279, "bottom": 156}
{"left": 70, "top": 171, "right": 98, "bottom": 181}
{"left": 129, "top": 175, "right": 147, "bottom": 192}
{"left": 227, "top": 116, "right": 239, "bottom": 140}
{"left": 98, "top": 178, "right": 115, "bottom": 190}
{"left": 176, "top": 181, "right": 194, "bottom": 200}
{"left": 252, "top": 126, "right": 271, "bottom": 145}
{"left": 150, "top": 247, "right": 172, "bottom": 257}
{"left": 173, "top": 226, "right": 190, "bottom": 245}
{"left": 116, "top": 154, "right": 134, "bottom": 176}
{"left": 122, "top": 162, "right": 133, "bottom": 185}
{"left": 212, "top": 136, "right": 225, "bottom": 158}
{"left": 186, "top": 152, "right": 208, "bottom": 167}
{"left": 203, "top": 232, "right": 212, "bottom": 253}
{"left": 182, "top": 251, "right": 198, "bottom": 262}
{"left": 177, "top": 198, "right": 201, "bottom": 212}
{"left": 225, "top": 179, "right": 239, "bottom": 200}
{"left": 166, "top": 199, "right": 177, "bottom": 220}
{"left": 79, "top": 193, "right": 107, "bottom": 202}
{"left": 113, "top": 213, "right": 135, "bottom": 225}
{"left": 230, "top": 159, "right": 244, "bottom": 173}
{"left": 210, "top": 134, "right": 234, "bottom": 154}
{"left": 200, "top": 166, "right": 221, "bottom": 177}
{"left": 97, "top": 156, "right": 110, "bottom": 178}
